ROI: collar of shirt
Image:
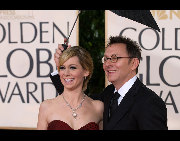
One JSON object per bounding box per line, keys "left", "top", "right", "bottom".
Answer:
{"left": 114, "top": 76, "right": 137, "bottom": 104}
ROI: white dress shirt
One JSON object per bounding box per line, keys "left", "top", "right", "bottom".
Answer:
{"left": 51, "top": 70, "right": 58, "bottom": 76}
{"left": 114, "top": 75, "right": 137, "bottom": 105}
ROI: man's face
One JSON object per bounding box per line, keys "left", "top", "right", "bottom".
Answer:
{"left": 103, "top": 43, "right": 136, "bottom": 88}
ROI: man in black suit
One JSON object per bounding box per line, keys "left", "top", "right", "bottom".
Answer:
{"left": 51, "top": 36, "right": 168, "bottom": 130}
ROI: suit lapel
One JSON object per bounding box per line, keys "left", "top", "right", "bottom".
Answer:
{"left": 105, "top": 78, "right": 141, "bottom": 130}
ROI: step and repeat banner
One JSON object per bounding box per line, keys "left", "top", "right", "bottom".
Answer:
{"left": 0, "top": 10, "right": 179, "bottom": 130}
{"left": 0, "top": 10, "right": 79, "bottom": 129}
{"left": 106, "top": 10, "right": 180, "bottom": 130}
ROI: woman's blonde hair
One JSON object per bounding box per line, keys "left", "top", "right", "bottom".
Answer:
{"left": 58, "top": 46, "right": 94, "bottom": 91}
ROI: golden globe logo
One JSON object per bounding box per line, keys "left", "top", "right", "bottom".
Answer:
{"left": 151, "top": 10, "right": 180, "bottom": 20}
{"left": 0, "top": 10, "right": 34, "bottom": 20}
{"left": 0, "top": 10, "right": 15, "bottom": 15}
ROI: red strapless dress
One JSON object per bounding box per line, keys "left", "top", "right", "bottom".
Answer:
{"left": 47, "top": 120, "right": 99, "bottom": 130}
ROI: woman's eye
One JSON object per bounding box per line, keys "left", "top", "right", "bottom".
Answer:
{"left": 70, "top": 66, "right": 77, "bottom": 70}
{"left": 59, "top": 66, "right": 65, "bottom": 70}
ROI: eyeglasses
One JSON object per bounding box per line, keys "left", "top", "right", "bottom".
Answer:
{"left": 102, "top": 54, "right": 134, "bottom": 63}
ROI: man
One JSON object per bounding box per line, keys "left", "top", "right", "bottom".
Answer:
{"left": 50, "top": 36, "right": 168, "bottom": 130}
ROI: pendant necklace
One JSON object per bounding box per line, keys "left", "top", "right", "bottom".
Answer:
{"left": 62, "top": 93, "right": 86, "bottom": 119}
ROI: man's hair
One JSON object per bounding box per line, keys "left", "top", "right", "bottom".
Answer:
{"left": 107, "top": 35, "right": 142, "bottom": 73}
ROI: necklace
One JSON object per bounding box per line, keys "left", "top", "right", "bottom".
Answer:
{"left": 62, "top": 93, "right": 86, "bottom": 119}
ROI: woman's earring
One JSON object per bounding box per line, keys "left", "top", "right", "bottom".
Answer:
{"left": 84, "top": 76, "right": 86, "bottom": 80}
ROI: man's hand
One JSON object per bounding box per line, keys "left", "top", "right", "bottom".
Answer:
{"left": 54, "top": 38, "right": 71, "bottom": 70}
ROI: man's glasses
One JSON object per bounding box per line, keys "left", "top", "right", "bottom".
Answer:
{"left": 102, "top": 54, "right": 134, "bottom": 63}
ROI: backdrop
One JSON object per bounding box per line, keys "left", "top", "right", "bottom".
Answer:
{"left": 0, "top": 10, "right": 79, "bottom": 129}
{"left": 106, "top": 10, "right": 180, "bottom": 130}
{"left": 0, "top": 10, "right": 179, "bottom": 130}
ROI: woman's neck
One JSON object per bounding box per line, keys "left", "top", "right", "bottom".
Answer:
{"left": 62, "top": 89, "right": 85, "bottom": 107}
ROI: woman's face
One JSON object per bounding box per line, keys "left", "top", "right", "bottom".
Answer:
{"left": 59, "top": 56, "right": 89, "bottom": 91}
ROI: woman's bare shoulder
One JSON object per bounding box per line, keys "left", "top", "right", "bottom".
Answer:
{"left": 39, "top": 98, "right": 55, "bottom": 111}
{"left": 86, "top": 96, "right": 104, "bottom": 112}
{"left": 93, "top": 100, "right": 104, "bottom": 110}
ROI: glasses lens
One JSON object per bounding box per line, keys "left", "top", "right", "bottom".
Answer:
{"left": 111, "top": 56, "right": 117, "bottom": 63}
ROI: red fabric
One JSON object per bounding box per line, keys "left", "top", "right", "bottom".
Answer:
{"left": 47, "top": 120, "right": 99, "bottom": 130}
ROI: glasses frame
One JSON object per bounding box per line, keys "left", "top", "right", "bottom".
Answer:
{"left": 102, "top": 55, "right": 135, "bottom": 63}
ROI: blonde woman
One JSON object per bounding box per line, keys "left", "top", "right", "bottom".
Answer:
{"left": 37, "top": 46, "right": 103, "bottom": 130}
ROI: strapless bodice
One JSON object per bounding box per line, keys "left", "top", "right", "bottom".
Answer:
{"left": 47, "top": 120, "right": 99, "bottom": 130}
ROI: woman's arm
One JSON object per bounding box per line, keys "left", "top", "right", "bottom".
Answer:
{"left": 37, "top": 101, "right": 49, "bottom": 130}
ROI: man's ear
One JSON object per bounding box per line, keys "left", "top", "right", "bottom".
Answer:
{"left": 131, "top": 58, "right": 139, "bottom": 71}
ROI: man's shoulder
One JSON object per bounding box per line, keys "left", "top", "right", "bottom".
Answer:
{"left": 102, "top": 84, "right": 114, "bottom": 97}
{"left": 136, "top": 80, "right": 165, "bottom": 105}
{"left": 104, "top": 84, "right": 114, "bottom": 92}
{"left": 134, "top": 78, "right": 157, "bottom": 95}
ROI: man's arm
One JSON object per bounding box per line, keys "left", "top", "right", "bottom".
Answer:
{"left": 137, "top": 93, "right": 168, "bottom": 130}
{"left": 50, "top": 39, "right": 70, "bottom": 94}
{"left": 50, "top": 70, "right": 64, "bottom": 94}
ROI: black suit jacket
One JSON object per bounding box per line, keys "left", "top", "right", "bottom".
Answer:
{"left": 50, "top": 73, "right": 64, "bottom": 95}
{"left": 50, "top": 74, "right": 168, "bottom": 130}
{"left": 101, "top": 78, "right": 168, "bottom": 130}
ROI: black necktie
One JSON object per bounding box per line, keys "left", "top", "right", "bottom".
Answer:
{"left": 109, "top": 92, "right": 120, "bottom": 117}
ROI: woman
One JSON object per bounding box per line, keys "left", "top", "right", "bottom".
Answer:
{"left": 37, "top": 46, "right": 104, "bottom": 130}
